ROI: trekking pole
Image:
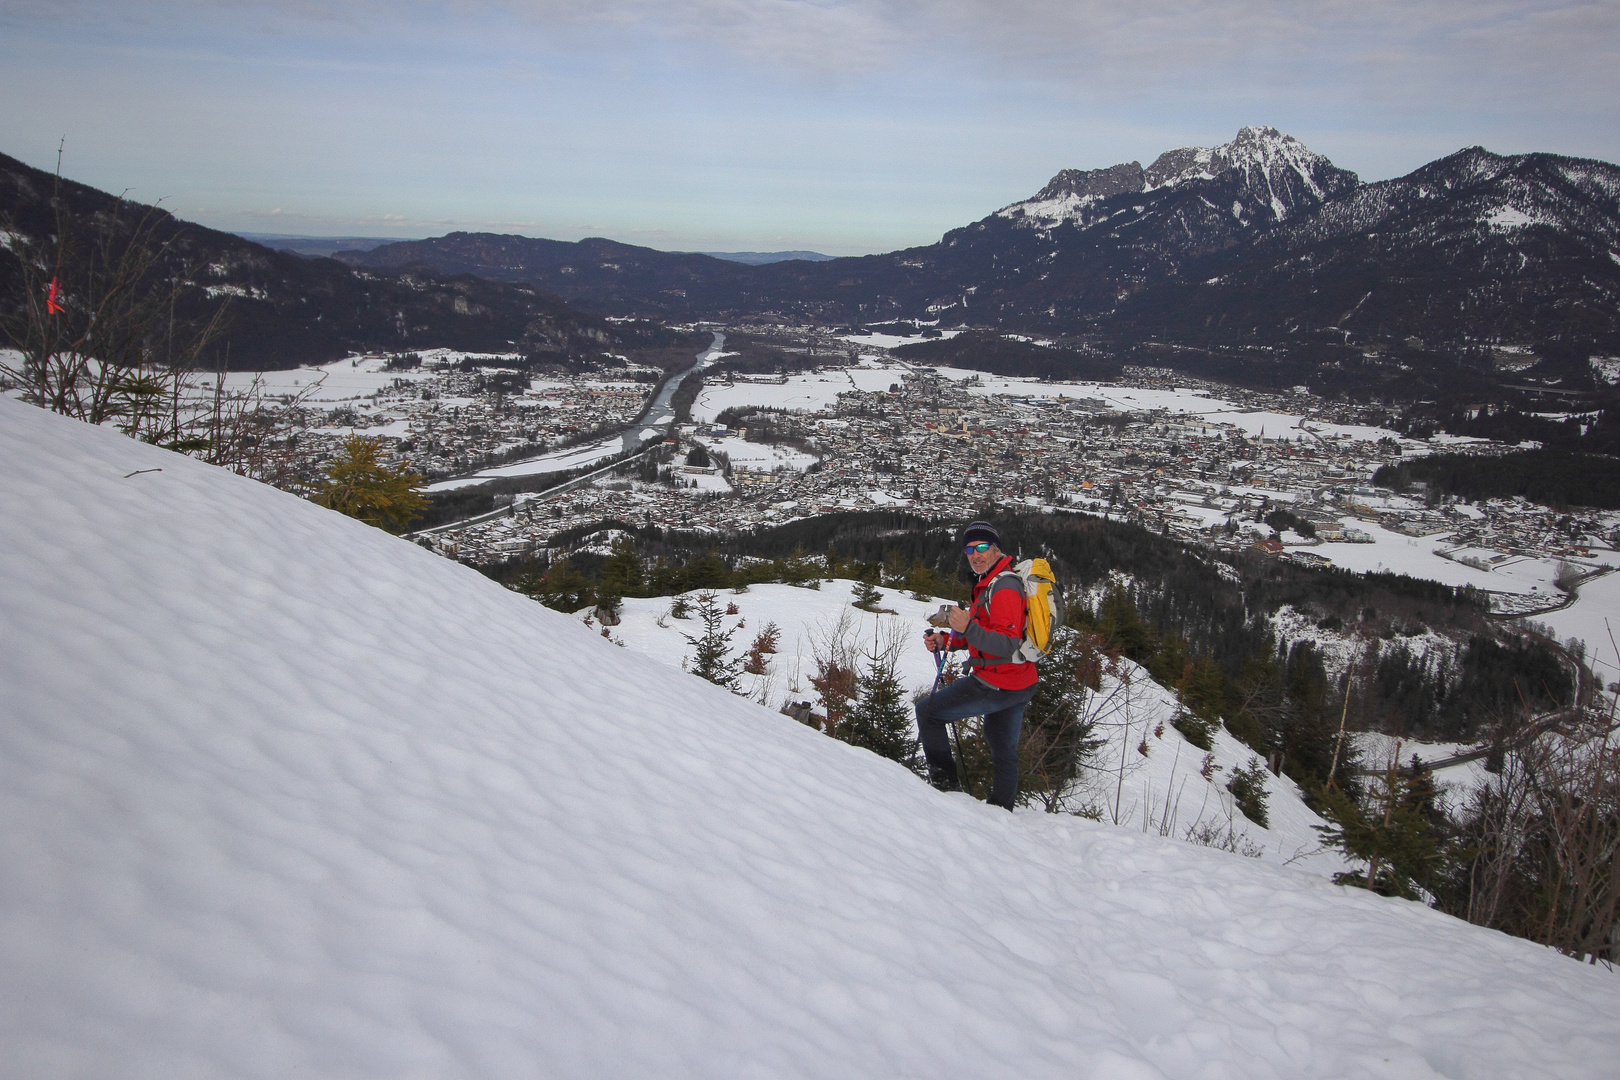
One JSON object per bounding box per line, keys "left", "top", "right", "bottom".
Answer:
{"left": 932, "top": 643, "right": 975, "bottom": 793}
{"left": 924, "top": 637, "right": 946, "bottom": 758}
{"left": 929, "top": 621, "right": 978, "bottom": 794}
{"left": 951, "top": 721, "right": 971, "bottom": 794}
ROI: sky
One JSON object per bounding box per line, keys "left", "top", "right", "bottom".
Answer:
{"left": 2, "top": 1, "right": 1617, "bottom": 255}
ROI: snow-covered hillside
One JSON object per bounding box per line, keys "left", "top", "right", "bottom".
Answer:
{"left": 605, "top": 583, "right": 1342, "bottom": 873}
{"left": 4, "top": 397, "right": 1619, "bottom": 1079}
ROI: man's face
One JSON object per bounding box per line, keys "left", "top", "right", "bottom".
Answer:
{"left": 965, "top": 542, "right": 1000, "bottom": 576}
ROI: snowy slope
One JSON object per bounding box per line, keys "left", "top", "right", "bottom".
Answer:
{"left": 607, "top": 584, "right": 1342, "bottom": 872}
{"left": 3, "top": 397, "right": 1619, "bottom": 1079}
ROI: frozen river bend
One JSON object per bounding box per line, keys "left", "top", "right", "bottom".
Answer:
{"left": 3, "top": 396, "right": 1618, "bottom": 1079}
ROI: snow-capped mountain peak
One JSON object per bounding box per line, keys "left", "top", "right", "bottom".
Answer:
{"left": 1148, "top": 126, "right": 1334, "bottom": 191}
{"left": 999, "top": 126, "right": 1358, "bottom": 228}
{"left": 997, "top": 161, "right": 1151, "bottom": 227}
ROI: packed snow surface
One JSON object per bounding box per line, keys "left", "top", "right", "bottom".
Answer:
{"left": 4, "top": 397, "right": 1620, "bottom": 1078}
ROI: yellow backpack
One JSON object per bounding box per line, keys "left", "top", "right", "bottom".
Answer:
{"left": 994, "top": 558, "right": 1065, "bottom": 663}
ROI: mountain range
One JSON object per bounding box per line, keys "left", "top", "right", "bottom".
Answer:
{"left": 4, "top": 128, "right": 1618, "bottom": 377}
{"left": 693, "top": 250, "right": 834, "bottom": 265}
{"left": 342, "top": 127, "right": 1620, "bottom": 356}
{"left": 0, "top": 153, "right": 676, "bottom": 369}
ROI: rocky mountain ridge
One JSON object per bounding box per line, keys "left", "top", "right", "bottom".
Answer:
{"left": 999, "top": 126, "right": 1358, "bottom": 230}
{"left": 1122, "top": 145, "right": 1620, "bottom": 351}
{"left": 9, "top": 127, "right": 1612, "bottom": 376}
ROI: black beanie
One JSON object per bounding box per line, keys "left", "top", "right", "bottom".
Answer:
{"left": 961, "top": 521, "right": 1000, "bottom": 547}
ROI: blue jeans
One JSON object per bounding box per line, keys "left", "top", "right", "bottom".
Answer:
{"left": 916, "top": 675, "right": 1037, "bottom": 810}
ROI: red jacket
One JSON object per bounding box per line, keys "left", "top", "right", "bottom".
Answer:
{"left": 948, "top": 555, "right": 1036, "bottom": 691}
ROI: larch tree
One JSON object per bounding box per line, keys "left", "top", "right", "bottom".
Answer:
{"left": 311, "top": 435, "right": 427, "bottom": 533}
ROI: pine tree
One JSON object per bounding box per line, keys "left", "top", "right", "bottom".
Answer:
{"left": 951, "top": 716, "right": 996, "bottom": 799}
{"left": 903, "top": 559, "right": 941, "bottom": 601}
{"left": 851, "top": 579, "right": 884, "bottom": 611}
{"left": 312, "top": 435, "right": 427, "bottom": 532}
{"left": 1096, "top": 585, "right": 1159, "bottom": 663}
{"left": 742, "top": 621, "right": 780, "bottom": 675}
{"left": 1019, "top": 627, "right": 1105, "bottom": 811}
{"left": 682, "top": 591, "right": 741, "bottom": 689}
{"left": 1172, "top": 659, "right": 1220, "bottom": 750}
{"left": 839, "top": 638, "right": 922, "bottom": 773}
{"left": 1282, "top": 640, "right": 1342, "bottom": 786}
{"left": 599, "top": 535, "right": 645, "bottom": 598}
{"left": 1315, "top": 751, "right": 1441, "bottom": 898}
{"left": 1226, "top": 757, "right": 1271, "bottom": 827}
{"left": 525, "top": 555, "right": 594, "bottom": 613}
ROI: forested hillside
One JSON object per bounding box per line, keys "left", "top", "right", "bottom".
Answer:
{"left": 1376, "top": 450, "right": 1620, "bottom": 510}
{"left": 0, "top": 152, "right": 673, "bottom": 368}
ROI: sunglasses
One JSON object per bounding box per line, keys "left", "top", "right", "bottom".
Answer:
{"left": 963, "top": 542, "right": 994, "bottom": 554}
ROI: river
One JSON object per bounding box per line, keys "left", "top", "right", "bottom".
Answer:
{"left": 620, "top": 331, "right": 725, "bottom": 454}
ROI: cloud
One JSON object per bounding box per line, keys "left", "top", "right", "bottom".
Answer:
{"left": 19, "top": 0, "right": 1615, "bottom": 110}
{"left": 6, "top": 0, "right": 1615, "bottom": 251}
{"left": 905, "top": 1, "right": 1620, "bottom": 113}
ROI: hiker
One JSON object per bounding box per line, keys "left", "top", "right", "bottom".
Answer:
{"left": 918, "top": 520, "right": 1038, "bottom": 810}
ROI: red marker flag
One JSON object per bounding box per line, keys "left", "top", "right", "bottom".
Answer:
{"left": 46, "top": 277, "right": 64, "bottom": 316}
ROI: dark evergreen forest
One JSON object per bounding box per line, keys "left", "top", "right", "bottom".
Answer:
{"left": 892, "top": 333, "right": 1122, "bottom": 381}
{"left": 1375, "top": 450, "right": 1620, "bottom": 510}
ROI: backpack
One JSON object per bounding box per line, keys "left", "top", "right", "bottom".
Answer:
{"left": 994, "top": 557, "right": 1066, "bottom": 663}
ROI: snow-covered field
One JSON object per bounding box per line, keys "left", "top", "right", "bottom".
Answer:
{"left": 1538, "top": 570, "right": 1620, "bottom": 689}
{"left": 6, "top": 397, "right": 1620, "bottom": 1078}
{"left": 194, "top": 349, "right": 501, "bottom": 403}
{"left": 835, "top": 329, "right": 963, "bottom": 350}
{"left": 692, "top": 363, "right": 907, "bottom": 422}
{"left": 424, "top": 433, "right": 626, "bottom": 492}
{"left": 1312, "top": 519, "right": 1554, "bottom": 593}
{"left": 694, "top": 358, "right": 1414, "bottom": 447}
{"left": 693, "top": 434, "right": 819, "bottom": 472}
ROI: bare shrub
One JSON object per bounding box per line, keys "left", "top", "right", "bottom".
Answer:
{"left": 808, "top": 609, "right": 861, "bottom": 738}
{"left": 1447, "top": 723, "right": 1619, "bottom": 961}
{"left": 1, "top": 152, "right": 228, "bottom": 443}
{"left": 1185, "top": 812, "right": 1266, "bottom": 858}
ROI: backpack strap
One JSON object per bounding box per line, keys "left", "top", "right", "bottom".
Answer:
{"left": 966, "top": 571, "right": 1028, "bottom": 667}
